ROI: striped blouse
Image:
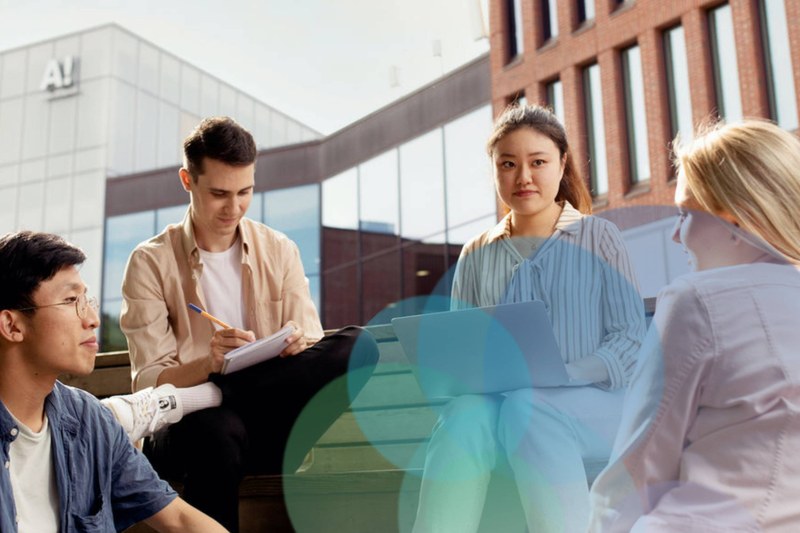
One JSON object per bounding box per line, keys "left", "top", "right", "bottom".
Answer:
{"left": 452, "top": 202, "right": 646, "bottom": 390}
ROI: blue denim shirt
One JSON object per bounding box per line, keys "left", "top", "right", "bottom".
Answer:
{"left": 0, "top": 381, "right": 176, "bottom": 532}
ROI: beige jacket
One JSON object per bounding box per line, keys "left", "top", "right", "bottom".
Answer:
{"left": 120, "top": 211, "right": 323, "bottom": 391}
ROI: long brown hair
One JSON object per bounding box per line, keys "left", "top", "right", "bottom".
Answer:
{"left": 487, "top": 104, "right": 592, "bottom": 214}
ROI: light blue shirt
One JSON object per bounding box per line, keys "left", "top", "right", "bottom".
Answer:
{"left": 453, "top": 202, "right": 646, "bottom": 389}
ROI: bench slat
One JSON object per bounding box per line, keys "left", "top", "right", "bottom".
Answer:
{"left": 60, "top": 367, "right": 131, "bottom": 398}
{"left": 304, "top": 441, "right": 428, "bottom": 474}
{"left": 317, "top": 407, "right": 438, "bottom": 446}
{"left": 350, "top": 371, "right": 429, "bottom": 409}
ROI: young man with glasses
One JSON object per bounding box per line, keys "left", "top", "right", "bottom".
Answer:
{"left": 0, "top": 230, "right": 227, "bottom": 532}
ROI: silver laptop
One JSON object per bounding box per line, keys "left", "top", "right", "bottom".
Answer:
{"left": 391, "top": 301, "right": 590, "bottom": 399}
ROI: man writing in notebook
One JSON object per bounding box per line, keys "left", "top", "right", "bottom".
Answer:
{"left": 0, "top": 231, "right": 226, "bottom": 532}
{"left": 118, "top": 116, "right": 378, "bottom": 531}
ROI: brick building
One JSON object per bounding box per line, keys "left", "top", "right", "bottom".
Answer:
{"left": 488, "top": 0, "right": 799, "bottom": 211}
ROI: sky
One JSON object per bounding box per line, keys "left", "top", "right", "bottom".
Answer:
{"left": 0, "top": 0, "right": 490, "bottom": 134}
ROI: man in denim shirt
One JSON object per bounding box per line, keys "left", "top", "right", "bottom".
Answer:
{"left": 0, "top": 231, "right": 226, "bottom": 532}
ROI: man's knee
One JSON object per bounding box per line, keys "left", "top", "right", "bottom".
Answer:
{"left": 319, "top": 325, "right": 379, "bottom": 372}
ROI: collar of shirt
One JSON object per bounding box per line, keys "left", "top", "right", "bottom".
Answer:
{"left": 0, "top": 384, "right": 80, "bottom": 532}
{"left": 484, "top": 201, "right": 584, "bottom": 245}
{"left": 0, "top": 386, "right": 77, "bottom": 444}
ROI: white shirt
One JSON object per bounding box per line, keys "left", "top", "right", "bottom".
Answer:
{"left": 589, "top": 259, "right": 800, "bottom": 532}
{"left": 9, "top": 414, "right": 59, "bottom": 533}
{"left": 199, "top": 238, "right": 246, "bottom": 330}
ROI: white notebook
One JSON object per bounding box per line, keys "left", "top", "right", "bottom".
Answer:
{"left": 221, "top": 325, "right": 294, "bottom": 375}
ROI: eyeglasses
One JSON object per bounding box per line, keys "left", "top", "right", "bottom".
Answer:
{"left": 15, "top": 293, "right": 99, "bottom": 320}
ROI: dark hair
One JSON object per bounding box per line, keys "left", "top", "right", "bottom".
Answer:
{"left": 0, "top": 231, "right": 86, "bottom": 313}
{"left": 486, "top": 104, "right": 592, "bottom": 214}
{"left": 183, "top": 116, "right": 257, "bottom": 181}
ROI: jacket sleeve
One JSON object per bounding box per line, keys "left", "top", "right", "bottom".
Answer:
{"left": 120, "top": 247, "right": 181, "bottom": 391}
{"left": 591, "top": 221, "right": 647, "bottom": 389}
{"left": 589, "top": 278, "right": 712, "bottom": 531}
{"left": 450, "top": 244, "right": 481, "bottom": 311}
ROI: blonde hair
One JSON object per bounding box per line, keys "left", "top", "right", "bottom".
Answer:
{"left": 675, "top": 119, "right": 800, "bottom": 263}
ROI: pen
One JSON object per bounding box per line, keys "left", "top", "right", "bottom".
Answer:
{"left": 188, "top": 303, "right": 233, "bottom": 329}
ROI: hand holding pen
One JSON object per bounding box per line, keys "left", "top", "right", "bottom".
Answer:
{"left": 188, "top": 303, "right": 255, "bottom": 372}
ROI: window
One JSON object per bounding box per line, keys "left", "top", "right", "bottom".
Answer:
{"left": 321, "top": 168, "right": 360, "bottom": 328}
{"left": 760, "top": 0, "right": 799, "bottom": 130}
{"left": 664, "top": 25, "right": 694, "bottom": 144}
{"left": 399, "top": 130, "right": 446, "bottom": 242}
{"left": 546, "top": 79, "right": 565, "bottom": 126}
{"left": 443, "top": 105, "right": 496, "bottom": 245}
{"left": 322, "top": 168, "right": 359, "bottom": 231}
{"left": 263, "top": 184, "right": 321, "bottom": 277}
{"left": 101, "top": 211, "right": 156, "bottom": 350}
{"left": 320, "top": 106, "right": 495, "bottom": 328}
{"left": 709, "top": 4, "right": 743, "bottom": 121}
{"left": 583, "top": 63, "right": 608, "bottom": 196}
{"left": 511, "top": 92, "right": 527, "bottom": 107}
{"left": 507, "top": 0, "right": 525, "bottom": 60}
{"left": 263, "top": 185, "right": 321, "bottom": 310}
{"left": 621, "top": 45, "right": 651, "bottom": 183}
{"left": 542, "top": 0, "right": 559, "bottom": 42}
{"left": 576, "top": 0, "right": 595, "bottom": 24}
{"left": 156, "top": 204, "right": 187, "bottom": 231}
{"left": 359, "top": 150, "right": 399, "bottom": 238}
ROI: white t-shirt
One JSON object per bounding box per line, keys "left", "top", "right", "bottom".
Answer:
{"left": 199, "top": 239, "right": 246, "bottom": 330}
{"left": 9, "top": 413, "right": 59, "bottom": 532}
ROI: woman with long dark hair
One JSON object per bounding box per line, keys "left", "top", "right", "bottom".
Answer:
{"left": 413, "top": 104, "right": 645, "bottom": 532}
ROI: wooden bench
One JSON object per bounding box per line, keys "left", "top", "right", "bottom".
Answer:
{"left": 62, "top": 299, "right": 655, "bottom": 532}
{"left": 62, "top": 326, "right": 436, "bottom": 532}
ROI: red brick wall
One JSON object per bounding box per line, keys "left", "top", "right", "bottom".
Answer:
{"left": 488, "top": 0, "right": 797, "bottom": 214}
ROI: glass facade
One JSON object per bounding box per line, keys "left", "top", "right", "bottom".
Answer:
{"left": 664, "top": 25, "right": 694, "bottom": 144}
{"left": 583, "top": 63, "right": 609, "bottom": 196}
{"left": 322, "top": 105, "right": 495, "bottom": 329}
{"left": 760, "top": 0, "right": 799, "bottom": 130}
{"left": 621, "top": 44, "right": 650, "bottom": 183}
{"left": 709, "top": 4, "right": 743, "bottom": 121}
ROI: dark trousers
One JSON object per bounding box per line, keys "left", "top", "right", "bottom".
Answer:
{"left": 144, "top": 326, "right": 379, "bottom": 531}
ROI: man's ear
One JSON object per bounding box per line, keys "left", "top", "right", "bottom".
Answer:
{"left": 179, "top": 168, "right": 193, "bottom": 192}
{"left": 0, "top": 310, "right": 26, "bottom": 343}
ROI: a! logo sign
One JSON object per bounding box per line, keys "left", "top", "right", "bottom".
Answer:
{"left": 40, "top": 56, "right": 77, "bottom": 92}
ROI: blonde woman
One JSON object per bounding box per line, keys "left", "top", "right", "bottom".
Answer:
{"left": 589, "top": 119, "right": 800, "bottom": 532}
{"left": 413, "top": 105, "right": 645, "bottom": 532}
